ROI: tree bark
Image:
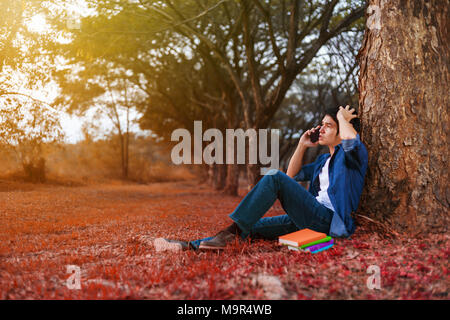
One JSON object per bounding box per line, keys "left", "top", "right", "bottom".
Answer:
{"left": 207, "top": 163, "right": 215, "bottom": 186}
{"left": 195, "top": 163, "right": 210, "bottom": 184}
{"left": 213, "top": 163, "right": 227, "bottom": 191}
{"left": 22, "top": 158, "right": 46, "bottom": 183}
{"left": 246, "top": 163, "right": 263, "bottom": 191}
{"left": 357, "top": 0, "right": 449, "bottom": 233}
{"left": 222, "top": 164, "right": 240, "bottom": 196}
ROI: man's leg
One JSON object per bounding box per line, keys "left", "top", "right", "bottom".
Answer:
{"left": 229, "top": 169, "right": 333, "bottom": 238}
{"left": 191, "top": 216, "right": 296, "bottom": 250}
{"left": 199, "top": 169, "right": 333, "bottom": 249}
{"left": 247, "top": 215, "right": 299, "bottom": 240}
{"left": 189, "top": 237, "right": 213, "bottom": 250}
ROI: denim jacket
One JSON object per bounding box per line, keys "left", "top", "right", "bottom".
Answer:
{"left": 294, "top": 134, "right": 368, "bottom": 238}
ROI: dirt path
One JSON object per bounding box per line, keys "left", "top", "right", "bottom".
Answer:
{"left": 0, "top": 180, "right": 448, "bottom": 299}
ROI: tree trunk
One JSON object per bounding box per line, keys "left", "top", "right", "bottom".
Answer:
{"left": 118, "top": 132, "right": 127, "bottom": 179}
{"left": 22, "top": 158, "right": 46, "bottom": 183}
{"left": 246, "top": 163, "right": 263, "bottom": 190}
{"left": 121, "top": 136, "right": 129, "bottom": 179}
{"left": 222, "top": 163, "right": 240, "bottom": 196}
{"left": 124, "top": 131, "right": 129, "bottom": 180}
{"left": 222, "top": 116, "right": 241, "bottom": 196}
{"left": 195, "top": 163, "right": 210, "bottom": 184}
{"left": 213, "top": 163, "right": 227, "bottom": 191}
{"left": 358, "top": 0, "right": 449, "bottom": 233}
{"left": 207, "top": 163, "right": 215, "bottom": 186}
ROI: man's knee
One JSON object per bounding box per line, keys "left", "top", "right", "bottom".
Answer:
{"left": 260, "top": 169, "right": 293, "bottom": 187}
{"left": 266, "top": 169, "right": 293, "bottom": 183}
{"left": 264, "top": 168, "right": 280, "bottom": 176}
{"left": 264, "top": 168, "right": 284, "bottom": 177}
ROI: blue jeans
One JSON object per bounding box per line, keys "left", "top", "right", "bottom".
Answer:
{"left": 189, "top": 169, "right": 334, "bottom": 249}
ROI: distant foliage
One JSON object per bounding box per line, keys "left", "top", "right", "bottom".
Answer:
{"left": 0, "top": 96, "right": 64, "bottom": 182}
{"left": 42, "top": 133, "right": 194, "bottom": 184}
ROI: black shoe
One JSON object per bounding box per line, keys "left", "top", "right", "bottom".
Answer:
{"left": 153, "top": 238, "right": 191, "bottom": 252}
{"left": 198, "top": 230, "right": 238, "bottom": 250}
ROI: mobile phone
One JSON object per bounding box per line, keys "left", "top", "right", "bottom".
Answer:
{"left": 310, "top": 126, "right": 320, "bottom": 143}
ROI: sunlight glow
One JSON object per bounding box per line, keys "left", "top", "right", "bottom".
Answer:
{"left": 27, "top": 14, "right": 49, "bottom": 34}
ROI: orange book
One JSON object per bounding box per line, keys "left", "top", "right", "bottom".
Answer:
{"left": 279, "top": 228, "right": 327, "bottom": 247}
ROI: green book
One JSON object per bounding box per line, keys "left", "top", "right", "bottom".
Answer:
{"left": 299, "top": 236, "right": 332, "bottom": 249}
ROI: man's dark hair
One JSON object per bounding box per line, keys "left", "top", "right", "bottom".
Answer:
{"left": 323, "top": 106, "right": 361, "bottom": 134}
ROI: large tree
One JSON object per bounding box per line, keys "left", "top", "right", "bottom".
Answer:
{"left": 0, "top": 0, "right": 57, "bottom": 96}
{"left": 0, "top": 98, "right": 64, "bottom": 182}
{"left": 0, "top": 1, "right": 65, "bottom": 180}
{"left": 357, "top": 0, "right": 449, "bottom": 233}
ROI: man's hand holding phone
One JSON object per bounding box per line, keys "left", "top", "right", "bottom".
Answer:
{"left": 299, "top": 125, "right": 321, "bottom": 148}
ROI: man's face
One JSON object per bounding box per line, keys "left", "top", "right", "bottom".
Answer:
{"left": 318, "top": 115, "right": 341, "bottom": 146}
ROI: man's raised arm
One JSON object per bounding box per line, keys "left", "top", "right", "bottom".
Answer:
{"left": 337, "top": 105, "right": 358, "bottom": 140}
{"left": 286, "top": 125, "right": 320, "bottom": 178}
{"left": 286, "top": 143, "right": 308, "bottom": 178}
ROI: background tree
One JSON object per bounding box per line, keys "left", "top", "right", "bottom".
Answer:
{"left": 271, "top": 21, "right": 364, "bottom": 177}
{"left": 49, "top": 0, "right": 245, "bottom": 191}
{"left": 0, "top": 0, "right": 67, "bottom": 182}
{"left": 0, "top": 0, "right": 56, "bottom": 96}
{"left": 55, "top": 61, "right": 146, "bottom": 179}
{"left": 45, "top": 0, "right": 365, "bottom": 193}
{"left": 138, "top": 0, "right": 366, "bottom": 188}
{"left": 0, "top": 96, "right": 64, "bottom": 182}
{"left": 357, "top": 0, "right": 449, "bottom": 233}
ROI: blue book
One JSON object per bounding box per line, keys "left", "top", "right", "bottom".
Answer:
{"left": 310, "top": 243, "right": 334, "bottom": 254}
{"left": 305, "top": 239, "right": 334, "bottom": 252}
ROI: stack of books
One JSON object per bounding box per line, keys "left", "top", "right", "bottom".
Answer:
{"left": 279, "top": 228, "right": 334, "bottom": 254}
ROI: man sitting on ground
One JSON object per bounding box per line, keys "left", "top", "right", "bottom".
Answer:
{"left": 154, "top": 105, "right": 368, "bottom": 252}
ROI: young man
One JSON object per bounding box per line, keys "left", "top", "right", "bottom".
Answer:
{"left": 154, "top": 105, "right": 368, "bottom": 252}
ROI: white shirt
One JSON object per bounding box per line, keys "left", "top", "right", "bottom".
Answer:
{"left": 315, "top": 156, "right": 335, "bottom": 212}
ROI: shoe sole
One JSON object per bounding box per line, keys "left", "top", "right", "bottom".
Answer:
{"left": 153, "top": 238, "right": 182, "bottom": 252}
{"left": 198, "top": 243, "right": 226, "bottom": 250}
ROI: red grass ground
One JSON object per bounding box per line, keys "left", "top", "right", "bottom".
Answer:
{"left": 0, "top": 179, "right": 448, "bottom": 299}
